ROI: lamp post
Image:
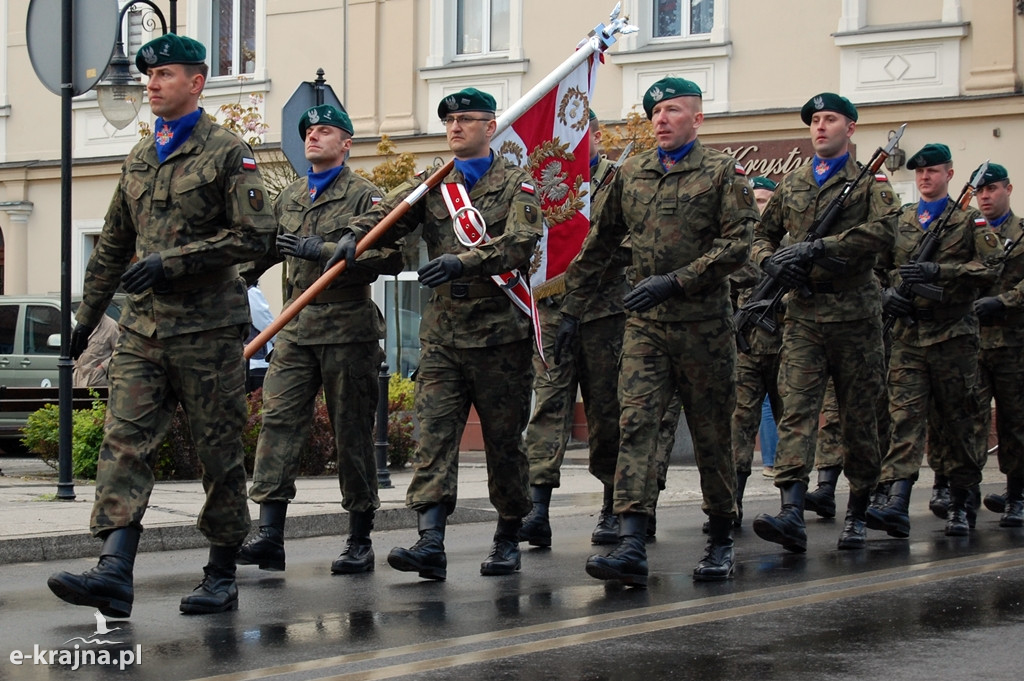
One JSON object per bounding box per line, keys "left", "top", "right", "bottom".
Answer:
{"left": 884, "top": 129, "right": 906, "bottom": 173}
{"left": 95, "top": 1, "right": 174, "bottom": 129}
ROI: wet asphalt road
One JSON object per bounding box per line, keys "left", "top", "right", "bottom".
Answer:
{"left": 1, "top": 490, "right": 1022, "bottom": 681}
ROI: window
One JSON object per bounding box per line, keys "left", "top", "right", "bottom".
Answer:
{"left": 653, "top": 0, "right": 714, "bottom": 40}
{"left": 456, "top": 0, "right": 509, "bottom": 57}
{"left": 211, "top": 0, "right": 256, "bottom": 78}
{"left": 25, "top": 305, "right": 61, "bottom": 355}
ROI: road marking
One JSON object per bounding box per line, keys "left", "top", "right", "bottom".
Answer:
{"left": 193, "top": 548, "right": 1024, "bottom": 681}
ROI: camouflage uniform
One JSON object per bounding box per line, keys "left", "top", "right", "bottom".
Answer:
{"left": 246, "top": 168, "right": 402, "bottom": 511}
{"left": 732, "top": 265, "right": 783, "bottom": 476}
{"left": 75, "top": 113, "right": 276, "bottom": 545}
{"left": 751, "top": 159, "right": 897, "bottom": 497}
{"left": 348, "top": 158, "right": 542, "bottom": 519}
{"left": 878, "top": 201, "right": 1001, "bottom": 488}
{"left": 562, "top": 140, "right": 757, "bottom": 518}
{"left": 973, "top": 211, "right": 1024, "bottom": 480}
{"left": 526, "top": 156, "right": 627, "bottom": 489}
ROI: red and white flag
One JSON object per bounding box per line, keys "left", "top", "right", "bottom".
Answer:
{"left": 493, "top": 55, "right": 600, "bottom": 290}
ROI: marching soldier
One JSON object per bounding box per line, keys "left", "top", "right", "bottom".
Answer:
{"left": 869, "top": 144, "right": 1001, "bottom": 537}
{"left": 237, "top": 105, "right": 402, "bottom": 575}
{"left": 47, "top": 34, "right": 275, "bottom": 616}
{"left": 751, "top": 93, "right": 896, "bottom": 553}
{"left": 344, "top": 88, "right": 542, "bottom": 580}
{"left": 971, "top": 162, "right": 1024, "bottom": 527}
{"left": 557, "top": 77, "right": 757, "bottom": 584}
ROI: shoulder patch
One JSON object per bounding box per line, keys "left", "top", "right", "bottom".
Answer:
{"left": 371, "top": 196, "right": 382, "bottom": 205}
{"left": 242, "top": 157, "right": 257, "bottom": 171}
{"left": 983, "top": 232, "right": 999, "bottom": 249}
{"left": 874, "top": 173, "right": 888, "bottom": 182}
{"left": 734, "top": 163, "right": 747, "bottom": 176}
{"left": 521, "top": 182, "right": 535, "bottom": 195}
{"left": 976, "top": 217, "right": 988, "bottom": 227}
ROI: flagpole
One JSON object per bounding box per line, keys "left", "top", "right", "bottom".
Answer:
{"left": 245, "top": 4, "right": 636, "bottom": 359}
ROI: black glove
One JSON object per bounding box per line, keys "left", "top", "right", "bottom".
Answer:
{"left": 417, "top": 254, "right": 464, "bottom": 288}
{"left": 898, "top": 262, "right": 940, "bottom": 285}
{"left": 771, "top": 239, "right": 827, "bottom": 267}
{"left": 323, "top": 231, "right": 358, "bottom": 272}
{"left": 69, "top": 324, "right": 94, "bottom": 360}
{"left": 881, "top": 287, "right": 914, "bottom": 318}
{"left": 762, "top": 257, "right": 809, "bottom": 291}
{"left": 121, "top": 253, "right": 166, "bottom": 294}
{"left": 974, "top": 296, "right": 1005, "bottom": 321}
{"left": 552, "top": 314, "right": 580, "bottom": 365}
{"left": 277, "top": 233, "right": 324, "bottom": 261}
{"left": 623, "top": 274, "right": 683, "bottom": 312}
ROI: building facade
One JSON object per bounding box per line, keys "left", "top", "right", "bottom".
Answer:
{"left": 1, "top": 0, "right": 1022, "bottom": 375}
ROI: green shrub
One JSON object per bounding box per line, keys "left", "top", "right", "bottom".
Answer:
{"left": 22, "top": 396, "right": 107, "bottom": 479}
{"left": 386, "top": 374, "right": 418, "bottom": 469}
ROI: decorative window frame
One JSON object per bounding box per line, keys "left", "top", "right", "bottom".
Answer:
{"left": 188, "top": 0, "right": 268, "bottom": 84}
{"left": 613, "top": 0, "right": 732, "bottom": 116}
{"left": 834, "top": 0, "right": 968, "bottom": 103}
{"left": 421, "top": 0, "right": 526, "bottom": 135}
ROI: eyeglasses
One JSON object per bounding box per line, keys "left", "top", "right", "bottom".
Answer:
{"left": 442, "top": 115, "right": 493, "bottom": 127}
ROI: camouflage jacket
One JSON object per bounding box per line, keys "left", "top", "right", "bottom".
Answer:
{"left": 77, "top": 113, "right": 275, "bottom": 338}
{"left": 563, "top": 139, "right": 756, "bottom": 322}
{"left": 752, "top": 157, "right": 898, "bottom": 323}
{"left": 978, "top": 211, "right": 1024, "bottom": 348}
{"left": 880, "top": 199, "right": 1002, "bottom": 346}
{"left": 248, "top": 167, "right": 402, "bottom": 345}
{"left": 348, "top": 156, "right": 542, "bottom": 348}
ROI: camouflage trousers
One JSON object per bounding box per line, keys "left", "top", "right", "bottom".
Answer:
{"left": 977, "top": 346, "right": 1022, "bottom": 477}
{"left": 91, "top": 325, "right": 251, "bottom": 546}
{"left": 883, "top": 335, "right": 985, "bottom": 488}
{"left": 524, "top": 301, "right": 623, "bottom": 488}
{"left": 249, "top": 339, "right": 382, "bottom": 512}
{"left": 407, "top": 339, "right": 532, "bottom": 519}
{"left": 774, "top": 316, "right": 884, "bottom": 497}
{"left": 731, "top": 349, "right": 782, "bottom": 475}
{"left": 616, "top": 316, "right": 736, "bottom": 518}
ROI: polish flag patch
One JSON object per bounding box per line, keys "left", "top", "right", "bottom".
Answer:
{"left": 975, "top": 217, "right": 988, "bottom": 227}
{"left": 371, "top": 196, "right": 382, "bottom": 205}
{"left": 734, "top": 163, "right": 747, "bottom": 175}
{"left": 875, "top": 173, "right": 888, "bottom": 182}
{"left": 521, "top": 182, "right": 535, "bottom": 194}
{"left": 242, "top": 157, "right": 257, "bottom": 171}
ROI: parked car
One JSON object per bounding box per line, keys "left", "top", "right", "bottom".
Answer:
{"left": 0, "top": 294, "right": 122, "bottom": 443}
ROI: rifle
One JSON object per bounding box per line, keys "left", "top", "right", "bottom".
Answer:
{"left": 734, "top": 124, "right": 907, "bottom": 353}
{"left": 881, "top": 160, "right": 989, "bottom": 335}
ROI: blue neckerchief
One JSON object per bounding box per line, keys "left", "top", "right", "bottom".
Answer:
{"left": 153, "top": 109, "right": 203, "bottom": 163}
{"left": 657, "top": 139, "right": 696, "bottom": 171}
{"left": 454, "top": 153, "right": 493, "bottom": 192}
{"left": 811, "top": 153, "right": 849, "bottom": 187}
{"left": 917, "top": 197, "right": 949, "bottom": 231}
{"left": 989, "top": 212, "right": 1011, "bottom": 228}
{"left": 590, "top": 155, "right": 600, "bottom": 171}
{"left": 307, "top": 164, "right": 344, "bottom": 202}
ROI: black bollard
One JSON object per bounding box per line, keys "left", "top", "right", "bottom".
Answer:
{"left": 375, "top": 362, "right": 393, "bottom": 489}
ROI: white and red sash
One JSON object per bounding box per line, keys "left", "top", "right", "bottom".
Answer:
{"left": 440, "top": 182, "right": 546, "bottom": 366}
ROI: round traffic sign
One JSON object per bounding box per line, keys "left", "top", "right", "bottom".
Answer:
{"left": 27, "top": 0, "right": 119, "bottom": 96}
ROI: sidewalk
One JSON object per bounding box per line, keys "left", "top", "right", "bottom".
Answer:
{"left": 0, "top": 452, "right": 789, "bottom": 565}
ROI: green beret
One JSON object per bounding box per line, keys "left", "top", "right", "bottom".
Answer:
{"left": 906, "top": 143, "right": 952, "bottom": 170}
{"left": 298, "top": 104, "right": 354, "bottom": 138}
{"left": 800, "top": 93, "right": 858, "bottom": 125}
{"left": 642, "top": 77, "right": 702, "bottom": 119}
{"left": 438, "top": 88, "right": 496, "bottom": 119}
{"left": 751, "top": 176, "right": 777, "bottom": 191}
{"left": 974, "top": 162, "right": 1009, "bottom": 187}
{"left": 135, "top": 33, "right": 206, "bottom": 73}
{"left": 589, "top": 108, "right": 598, "bottom": 121}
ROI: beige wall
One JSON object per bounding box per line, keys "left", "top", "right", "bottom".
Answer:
{"left": 2, "top": 0, "right": 1024, "bottom": 313}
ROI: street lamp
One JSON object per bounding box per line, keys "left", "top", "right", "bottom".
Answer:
{"left": 95, "top": 1, "right": 171, "bottom": 129}
{"left": 884, "top": 129, "right": 906, "bottom": 172}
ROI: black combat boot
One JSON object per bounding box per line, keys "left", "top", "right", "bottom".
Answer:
{"left": 753, "top": 482, "right": 808, "bottom": 553}
{"left": 865, "top": 479, "right": 913, "bottom": 538}
{"left": 869, "top": 480, "right": 892, "bottom": 514}
{"left": 387, "top": 505, "right": 447, "bottom": 580}
{"left": 945, "top": 487, "right": 971, "bottom": 536}
{"left": 837, "top": 491, "right": 871, "bottom": 550}
{"left": 47, "top": 526, "right": 141, "bottom": 619}
{"left": 984, "top": 487, "right": 1007, "bottom": 515}
{"left": 1000, "top": 477, "right": 1024, "bottom": 528}
{"left": 693, "top": 515, "right": 735, "bottom": 581}
{"left": 481, "top": 517, "right": 522, "bottom": 576}
{"left": 331, "top": 509, "right": 375, "bottom": 574}
{"left": 180, "top": 544, "right": 240, "bottom": 614}
{"left": 928, "top": 474, "right": 950, "bottom": 520}
{"left": 966, "top": 484, "right": 981, "bottom": 529}
{"left": 804, "top": 466, "right": 841, "bottom": 519}
{"left": 585, "top": 512, "right": 649, "bottom": 587}
{"left": 590, "top": 484, "right": 619, "bottom": 545}
{"left": 236, "top": 501, "right": 287, "bottom": 571}
{"left": 518, "top": 485, "right": 553, "bottom": 548}
{"left": 734, "top": 470, "right": 749, "bottom": 528}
